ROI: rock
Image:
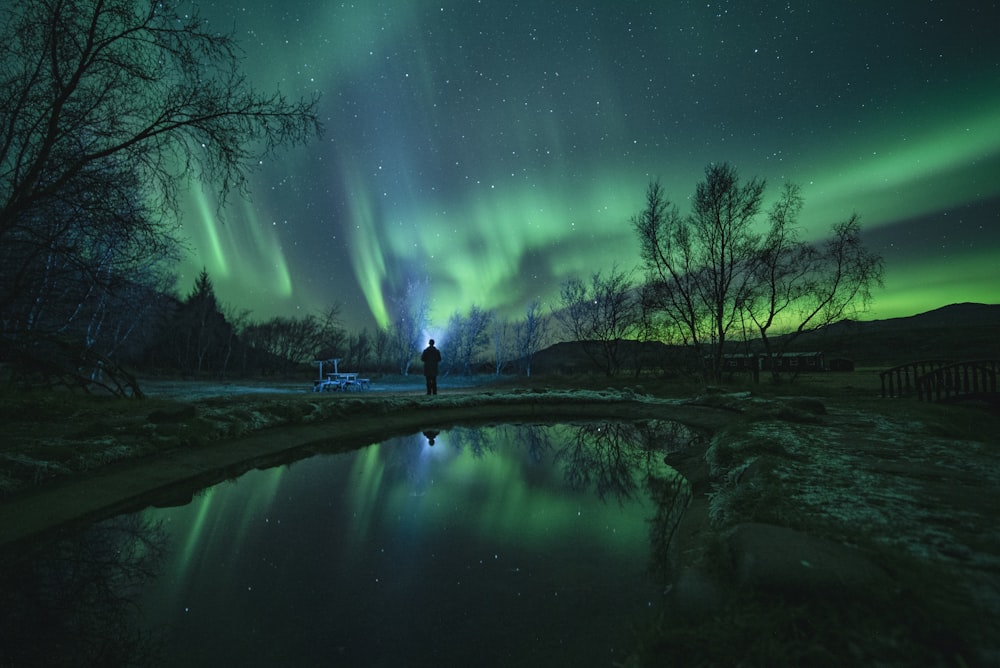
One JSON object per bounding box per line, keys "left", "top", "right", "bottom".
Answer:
{"left": 147, "top": 405, "right": 197, "bottom": 423}
{"left": 728, "top": 522, "right": 889, "bottom": 594}
{"left": 669, "top": 565, "right": 727, "bottom": 618}
{"left": 785, "top": 397, "right": 827, "bottom": 415}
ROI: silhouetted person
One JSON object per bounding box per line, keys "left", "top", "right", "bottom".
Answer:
{"left": 421, "top": 339, "right": 441, "bottom": 395}
{"left": 423, "top": 430, "right": 439, "bottom": 445}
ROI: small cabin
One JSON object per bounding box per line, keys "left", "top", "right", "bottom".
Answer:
{"left": 721, "top": 354, "right": 760, "bottom": 372}
{"left": 762, "top": 351, "right": 825, "bottom": 372}
{"left": 721, "top": 352, "right": 827, "bottom": 372}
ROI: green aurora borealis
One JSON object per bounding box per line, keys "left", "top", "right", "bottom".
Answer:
{"left": 181, "top": 1, "right": 1000, "bottom": 329}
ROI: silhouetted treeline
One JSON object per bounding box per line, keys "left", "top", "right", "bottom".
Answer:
{"left": 139, "top": 270, "right": 346, "bottom": 379}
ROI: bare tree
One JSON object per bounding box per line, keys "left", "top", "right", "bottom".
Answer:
{"left": 554, "top": 264, "right": 639, "bottom": 376}
{"left": 490, "top": 315, "right": 515, "bottom": 375}
{"left": 0, "top": 0, "right": 319, "bottom": 392}
{"left": 344, "top": 328, "right": 373, "bottom": 372}
{"left": 0, "top": 0, "right": 319, "bottom": 234}
{"left": 808, "top": 215, "right": 884, "bottom": 325}
{"left": 636, "top": 165, "right": 764, "bottom": 381}
{"left": 242, "top": 306, "right": 344, "bottom": 376}
{"left": 372, "top": 327, "right": 392, "bottom": 373}
{"left": 689, "top": 163, "right": 765, "bottom": 379}
{"left": 636, "top": 164, "right": 883, "bottom": 383}
{"left": 737, "top": 182, "right": 813, "bottom": 378}
{"left": 634, "top": 181, "right": 706, "bottom": 348}
{"left": 515, "top": 300, "right": 548, "bottom": 377}
{"left": 387, "top": 278, "right": 430, "bottom": 375}
{"left": 746, "top": 208, "right": 884, "bottom": 379}
{"left": 446, "top": 305, "right": 493, "bottom": 375}
{"left": 224, "top": 306, "right": 253, "bottom": 377}
{"left": 310, "top": 305, "right": 348, "bottom": 362}
{"left": 0, "top": 158, "right": 175, "bottom": 392}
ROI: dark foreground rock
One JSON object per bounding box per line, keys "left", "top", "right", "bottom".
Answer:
{"left": 729, "top": 521, "right": 891, "bottom": 593}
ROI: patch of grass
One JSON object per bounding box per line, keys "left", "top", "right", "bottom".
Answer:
{"left": 147, "top": 405, "right": 197, "bottom": 423}
{"left": 773, "top": 397, "right": 827, "bottom": 423}
{"left": 644, "top": 385, "right": 999, "bottom": 666}
{"left": 632, "top": 571, "right": 979, "bottom": 668}
{"left": 71, "top": 419, "right": 117, "bottom": 439}
{"left": 704, "top": 420, "right": 805, "bottom": 476}
{"left": 706, "top": 457, "right": 801, "bottom": 527}
{"left": 915, "top": 403, "right": 1000, "bottom": 441}
{"left": 635, "top": 530, "right": 988, "bottom": 667}
{"left": 0, "top": 452, "right": 71, "bottom": 485}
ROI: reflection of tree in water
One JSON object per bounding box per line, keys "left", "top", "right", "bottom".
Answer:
{"left": 517, "top": 423, "right": 556, "bottom": 463}
{"left": 646, "top": 467, "right": 692, "bottom": 582}
{"left": 450, "top": 424, "right": 496, "bottom": 457}
{"left": 557, "top": 423, "right": 658, "bottom": 503}
{"left": 632, "top": 418, "right": 703, "bottom": 455}
{"left": 0, "top": 514, "right": 167, "bottom": 667}
{"left": 556, "top": 422, "right": 693, "bottom": 581}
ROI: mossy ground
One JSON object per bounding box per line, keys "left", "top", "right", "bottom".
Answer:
{"left": 637, "top": 372, "right": 1000, "bottom": 667}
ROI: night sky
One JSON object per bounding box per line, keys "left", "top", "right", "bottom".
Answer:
{"left": 180, "top": 1, "right": 1000, "bottom": 331}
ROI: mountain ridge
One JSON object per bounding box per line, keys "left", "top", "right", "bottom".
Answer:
{"left": 839, "top": 302, "right": 1000, "bottom": 330}
{"left": 793, "top": 302, "right": 999, "bottom": 365}
{"left": 530, "top": 303, "right": 1000, "bottom": 372}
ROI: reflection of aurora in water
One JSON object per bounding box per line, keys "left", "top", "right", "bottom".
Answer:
{"left": 51, "top": 421, "right": 692, "bottom": 667}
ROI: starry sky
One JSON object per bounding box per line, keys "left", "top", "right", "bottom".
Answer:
{"left": 180, "top": 1, "right": 1000, "bottom": 331}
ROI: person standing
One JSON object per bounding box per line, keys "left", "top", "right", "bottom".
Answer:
{"left": 421, "top": 339, "right": 442, "bottom": 395}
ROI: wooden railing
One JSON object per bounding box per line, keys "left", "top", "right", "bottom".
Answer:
{"left": 915, "top": 360, "right": 999, "bottom": 404}
{"left": 880, "top": 360, "right": 953, "bottom": 398}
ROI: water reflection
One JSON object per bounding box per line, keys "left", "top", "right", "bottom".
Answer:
{"left": 0, "top": 515, "right": 167, "bottom": 667}
{"left": 0, "top": 421, "right": 697, "bottom": 667}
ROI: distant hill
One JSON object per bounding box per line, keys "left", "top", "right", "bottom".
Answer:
{"left": 829, "top": 302, "right": 1000, "bottom": 332}
{"left": 529, "top": 303, "right": 1000, "bottom": 373}
{"left": 791, "top": 302, "right": 1000, "bottom": 366}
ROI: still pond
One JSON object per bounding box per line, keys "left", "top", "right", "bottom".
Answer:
{"left": 1, "top": 421, "right": 698, "bottom": 667}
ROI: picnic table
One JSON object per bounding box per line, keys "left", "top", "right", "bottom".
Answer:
{"left": 312, "top": 358, "right": 370, "bottom": 392}
{"left": 316, "top": 372, "right": 370, "bottom": 392}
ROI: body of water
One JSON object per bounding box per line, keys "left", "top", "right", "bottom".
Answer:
{"left": 1, "top": 421, "right": 696, "bottom": 667}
